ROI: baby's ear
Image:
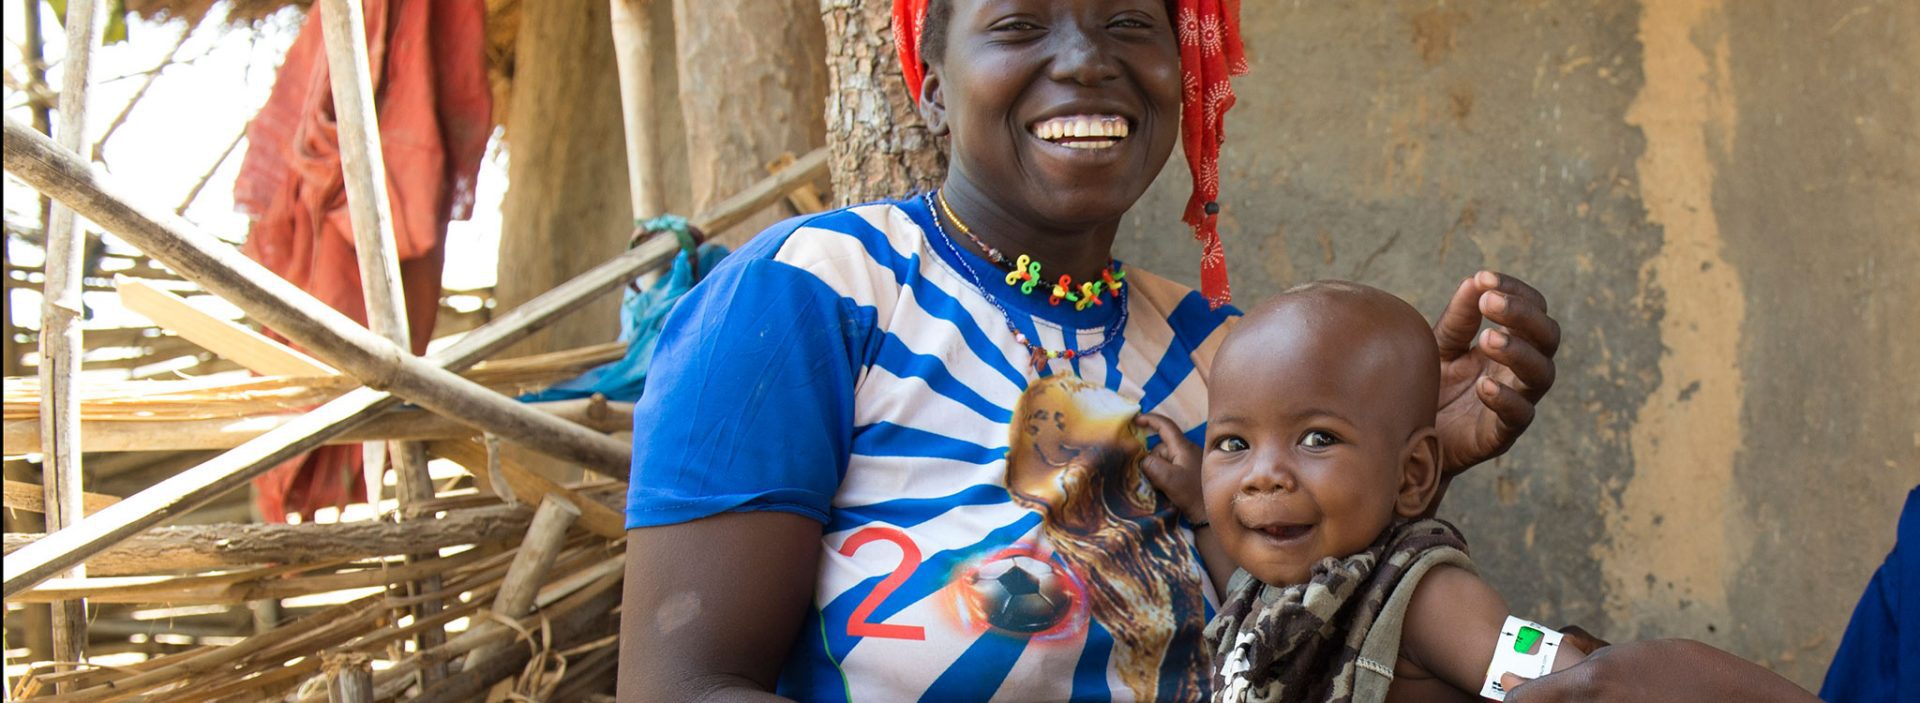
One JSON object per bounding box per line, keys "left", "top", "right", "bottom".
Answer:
{"left": 1394, "top": 427, "right": 1443, "bottom": 518}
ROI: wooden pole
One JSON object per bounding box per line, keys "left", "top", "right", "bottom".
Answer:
{"left": 0, "top": 229, "right": 665, "bottom": 597}
{"left": 415, "top": 571, "right": 624, "bottom": 703}
{"left": 2, "top": 118, "right": 632, "bottom": 485}
{"left": 609, "top": 0, "right": 666, "bottom": 219}
{"left": 2, "top": 118, "right": 825, "bottom": 597}
{"left": 313, "top": 0, "right": 445, "bottom": 680}
{"left": 4, "top": 503, "right": 539, "bottom": 576}
{"left": 41, "top": 0, "right": 107, "bottom": 680}
{"left": 324, "top": 652, "right": 374, "bottom": 703}
{"left": 461, "top": 496, "right": 580, "bottom": 672}
{"left": 0, "top": 398, "right": 634, "bottom": 454}
{"left": 315, "top": 0, "right": 409, "bottom": 349}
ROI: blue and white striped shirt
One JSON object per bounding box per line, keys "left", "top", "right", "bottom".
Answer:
{"left": 628, "top": 195, "right": 1238, "bottom": 701}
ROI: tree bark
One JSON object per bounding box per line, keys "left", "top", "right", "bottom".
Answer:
{"left": 819, "top": 0, "right": 946, "bottom": 204}
{"left": 673, "top": 0, "right": 829, "bottom": 244}
{"left": 496, "top": 0, "right": 634, "bottom": 357}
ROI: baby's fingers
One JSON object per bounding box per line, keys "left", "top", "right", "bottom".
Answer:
{"left": 1134, "top": 412, "right": 1185, "bottom": 441}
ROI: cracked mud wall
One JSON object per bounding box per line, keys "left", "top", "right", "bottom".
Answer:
{"left": 1119, "top": 0, "right": 1919, "bottom": 687}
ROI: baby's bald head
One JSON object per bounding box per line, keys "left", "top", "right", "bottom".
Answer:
{"left": 1220, "top": 281, "right": 1441, "bottom": 442}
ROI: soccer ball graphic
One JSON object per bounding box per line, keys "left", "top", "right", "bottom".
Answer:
{"left": 964, "top": 555, "right": 1076, "bottom": 634}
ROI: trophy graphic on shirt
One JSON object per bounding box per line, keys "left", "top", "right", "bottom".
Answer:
{"left": 991, "top": 374, "right": 1210, "bottom": 701}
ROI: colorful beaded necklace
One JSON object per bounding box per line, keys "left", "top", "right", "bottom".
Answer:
{"left": 936, "top": 189, "right": 1127, "bottom": 312}
{"left": 925, "top": 191, "right": 1129, "bottom": 371}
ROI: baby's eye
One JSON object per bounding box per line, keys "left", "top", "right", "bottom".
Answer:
{"left": 1300, "top": 430, "right": 1341, "bottom": 448}
{"left": 1212, "top": 436, "right": 1249, "bottom": 453}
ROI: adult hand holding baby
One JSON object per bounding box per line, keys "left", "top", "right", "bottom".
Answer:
{"left": 1432, "top": 271, "right": 1563, "bottom": 476}
{"left": 1498, "top": 639, "right": 1819, "bottom": 703}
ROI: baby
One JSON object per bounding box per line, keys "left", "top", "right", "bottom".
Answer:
{"left": 1141, "top": 281, "right": 1583, "bottom": 703}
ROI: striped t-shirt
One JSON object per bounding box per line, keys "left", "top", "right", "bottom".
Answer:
{"left": 627, "top": 195, "right": 1238, "bottom": 701}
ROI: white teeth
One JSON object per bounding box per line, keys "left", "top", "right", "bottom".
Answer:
{"left": 1030, "top": 114, "right": 1129, "bottom": 143}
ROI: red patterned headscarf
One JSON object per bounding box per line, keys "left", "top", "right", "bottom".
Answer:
{"left": 895, "top": 0, "right": 1246, "bottom": 308}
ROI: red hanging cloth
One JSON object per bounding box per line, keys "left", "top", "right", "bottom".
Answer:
{"left": 233, "top": 0, "right": 492, "bottom": 522}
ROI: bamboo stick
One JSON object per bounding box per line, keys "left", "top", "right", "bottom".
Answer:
{"left": 462, "top": 496, "right": 580, "bottom": 672}
{"left": 0, "top": 398, "right": 633, "bottom": 454}
{"left": 41, "top": 0, "right": 108, "bottom": 680}
{"left": 319, "top": 1, "right": 446, "bottom": 672}
{"left": 35, "top": 597, "right": 389, "bottom": 703}
{"left": 415, "top": 571, "right": 625, "bottom": 703}
{"left": 1, "top": 118, "right": 819, "bottom": 598}
{"left": 704, "top": 146, "right": 829, "bottom": 237}
{"left": 90, "top": 23, "right": 194, "bottom": 159}
{"left": 2, "top": 114, "right": 632, "bottom": 490}
{"left": 1, "top": 117, "right": 666, "bottom": 598}
{"left": 294, "top": 549, "right": 619, "bottom": 703}
{"left": 0, "top": 240, "right": 655, "bottom": 597}
{"left": 116, "top": 277, "right": 337, "bottom": 377}
{"left": 323, "top": 652, "right": 373, "bottom": 703}
{"left": 429, "top": 438, "right": 628, "bottom": 539}
{"left": 316, "top": 0, "right": 410, "bottom": 352}
{"left": 4, "top": 479, "right": 119, "bottom": 515}
{"left": 4, "top": 503, "right": 536, "bottom": 576}
{"left": 174, "top": 126, "right": 245, "bottom": 216}
{"left": 610, "top": 0, "right": 666, "bottom": 219}
{"left": 14, "top": 549, "right": 488, "bottom": 604}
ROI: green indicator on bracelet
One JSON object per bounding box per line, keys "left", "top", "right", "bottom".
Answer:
{"left": 1514, "top": 625, "right": 1543, "bottom": 654}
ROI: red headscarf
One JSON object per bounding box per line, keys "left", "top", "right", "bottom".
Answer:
{"left": 894, "top": 0, "right": 1246, "bottom": 308}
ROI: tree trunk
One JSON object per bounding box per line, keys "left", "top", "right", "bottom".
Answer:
{"left": 673, "top": 0, "right": 829, "bottom": 244}
{"left": 820, "top": 0, "right": 946, "bottom": 204}
{"left": 496, "top": 0, "right": 633, "bottom": 357}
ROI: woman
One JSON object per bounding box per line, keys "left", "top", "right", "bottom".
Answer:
{"left": 615, "top": 1, "right": 1562, "bottom": 700}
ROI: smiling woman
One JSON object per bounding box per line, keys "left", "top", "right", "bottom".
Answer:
{"left": 614, "top": 1, "right": 1565, "bottom": 701}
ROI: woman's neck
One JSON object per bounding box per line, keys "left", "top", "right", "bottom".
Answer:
{"left": 937, "top": 175, "right": 1123, "bottom": 285}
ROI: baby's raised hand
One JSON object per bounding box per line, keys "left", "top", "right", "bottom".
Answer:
{"left": 1134, "top": 413, "right": 1205, "bottom": 524}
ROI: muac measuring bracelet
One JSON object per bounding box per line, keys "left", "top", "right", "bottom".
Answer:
{"left": 1480, "top": 616, "right": 1565, "bottom": 700}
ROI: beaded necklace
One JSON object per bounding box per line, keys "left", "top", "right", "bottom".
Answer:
{"left": 936, "top": 189, "right": 1126, "bottom": 311}
{"left": 925, "top": 192, "right": 1129, "bottom": 372}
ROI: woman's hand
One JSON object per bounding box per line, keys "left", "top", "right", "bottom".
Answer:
{"left": 1135, "top": 413, "right": 1204, "bottom": 522}
{"left": 1499, "top": 639, "right": 1819, "bottom": 703}
{"left": 1432, "top": 271, "right": 1562, "bottom": 476}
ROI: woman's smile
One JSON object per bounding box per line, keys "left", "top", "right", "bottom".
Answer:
{"left": 928, "top": 0, "right": 1183, "bottom": 239}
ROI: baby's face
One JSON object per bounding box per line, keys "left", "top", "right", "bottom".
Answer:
{"left": 1202, "top": 292, "right": 1435, "bottom": 587}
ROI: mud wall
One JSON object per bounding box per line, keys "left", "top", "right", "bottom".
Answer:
{"left": 1120, "top": 0, "right": 1919, "bottom": 687}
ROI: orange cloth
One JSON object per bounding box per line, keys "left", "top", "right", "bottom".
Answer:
{"left": 234, "top": 0, "right": 491, "bottom": 522}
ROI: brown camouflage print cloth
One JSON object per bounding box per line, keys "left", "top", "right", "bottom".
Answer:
{"left": 1203, "top": 519, "right": 1469, "bottom": 702}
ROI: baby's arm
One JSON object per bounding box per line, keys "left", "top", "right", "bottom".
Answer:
{"left": 1134, "top": 413, "right": 1235, "bottom": 594}
{"left": 1398, "top": 565, "right": 1584, "bottom": 699}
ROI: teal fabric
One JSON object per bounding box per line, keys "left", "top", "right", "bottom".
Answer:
{"left": 519, "top": 242, "right": 729, "bottom": 404}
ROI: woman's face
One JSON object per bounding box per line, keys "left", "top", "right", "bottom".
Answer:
{"left": 925, "top": 0, "right": 1182, "bottom": 230}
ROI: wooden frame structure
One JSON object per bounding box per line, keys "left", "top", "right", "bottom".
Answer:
{"left": 0, "top": 0, "right": 831, "bottom": 695}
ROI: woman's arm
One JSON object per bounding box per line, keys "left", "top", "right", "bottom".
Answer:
{"left": 617, "top": 512, "right": 823, "bottom": 702}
